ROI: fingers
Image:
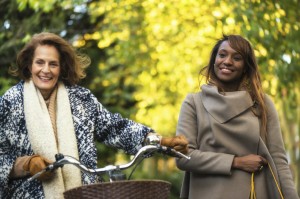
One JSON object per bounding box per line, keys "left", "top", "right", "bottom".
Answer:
{"left": 172, "top": 135, "right": 188, "bottom": 146}
{"left": 256, "top": 156, "right": 267, "bottom": 172}
{"left": 175, "top": 135, "right": 189, "bottom": 145}
{"left": 160, "top": 135, "right": 189, "bottom": 155}
{"left": 260, "top": 156, "right": 268, "bottom": 165}
{"left": 161, "top": 135, "right": 188, "bottom": 147}
{"left": 23, "top": 155, "right": 55, "bottom": 181}
{"left": 174, "top": 145, "right": 185, "bottom": 151}
{"left": 173, "top": 135, "right": 188, "bottom": 154}
{"left": 29, "top": 156, "right": 48, "bottom": 175}
{"left": 174, "top": 145, "right": 189, "bottom": 154}
{"left": 23, "top": 155, "right": 40, "bottom": 172}
{"left": 174, "top": 145, "right": 188, "bottom": 151}
{"left": 41, "top": 156, "right": 52, "bottom": 166}
{"left": 38, "top": 171, "right": 55, "bottom": 181}
{"left": 236, "top": 154, "right": 268, "bottom": 173}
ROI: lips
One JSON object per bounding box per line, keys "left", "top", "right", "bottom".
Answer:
{"left": 39, "top": 76, "right": 53, "bottom": 81}
{"left": 219, "top": 66, "right": 234, "bottom": 74}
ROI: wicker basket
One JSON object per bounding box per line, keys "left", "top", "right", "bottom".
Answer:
{"left": 63, "top": 180, "right": 171, "bottom": 199}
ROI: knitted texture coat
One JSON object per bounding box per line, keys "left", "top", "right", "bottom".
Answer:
{"left": 0, "top": 81, "right": 150, "bottom": 199}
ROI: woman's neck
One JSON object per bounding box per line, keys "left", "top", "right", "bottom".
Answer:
{"left": 40, "top": 91, "right": 51, "bottom": 100}
{"left": 39, "top": 88, "right": 55, "bottom": 101}
{"left": 219, "top": 82, "right": 239, "bottom": 92}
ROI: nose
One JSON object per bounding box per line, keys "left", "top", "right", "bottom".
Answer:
{"left": 224, "top": 56, "right": 233, "bottom": 65}
{"left": 42, "top": 64, "right": 50, "bottom": 73}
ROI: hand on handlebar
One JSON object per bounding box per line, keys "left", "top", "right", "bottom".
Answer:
{"left": 160, "top": 135, "right": 188, "bottom": 155}
{"left": 23, "top": 155, "right": 55, "bottom": 181}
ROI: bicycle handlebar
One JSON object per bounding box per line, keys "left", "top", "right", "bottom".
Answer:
{"left": 28, "top": 145, "right": 190, "bottom": 181}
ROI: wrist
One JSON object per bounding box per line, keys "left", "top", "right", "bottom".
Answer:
{"left": 10, "top": 156, "right": 31, "bottom": 179}
{"left": 232, "top": 157, "right": 240, "bottom": 169}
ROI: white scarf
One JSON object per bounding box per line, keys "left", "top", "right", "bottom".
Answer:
{"left": 24, "top": 80, "right": 82, "bottom": 199}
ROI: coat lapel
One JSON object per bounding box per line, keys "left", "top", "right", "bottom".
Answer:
{"left": 201, "top": 85, "right": 255, "bottom": 123}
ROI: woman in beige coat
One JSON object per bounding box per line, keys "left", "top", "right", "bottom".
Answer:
{"left": 176, "top": 34, "right": 299, "bottom": 199}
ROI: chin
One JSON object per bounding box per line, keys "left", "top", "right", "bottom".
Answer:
{"left": 36, "top": 83, "right": 56, "bottom": 91}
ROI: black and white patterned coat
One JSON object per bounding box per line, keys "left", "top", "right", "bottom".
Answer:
{"left": 0, "top": 81, "right": 151, "bottom": 198}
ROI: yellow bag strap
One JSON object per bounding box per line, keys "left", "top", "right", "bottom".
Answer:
{"left": 250, "top": 163, "right": 284, "bottom": 199}
{"left": 250, "top": 172, "right": 256, "bottom": 199}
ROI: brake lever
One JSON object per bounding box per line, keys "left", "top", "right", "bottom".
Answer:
{"left": 27, "top": 164, "right": 54, "bottom": 181}
{"left": 158, "top": 145, "right": 191, "bottom": 160}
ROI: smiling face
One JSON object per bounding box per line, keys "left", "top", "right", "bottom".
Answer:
{"left": 30, "top": 45, "right": 61, "bottom": 99}
{"left": 213, "top": 41, "right": 245, "bottom": 91}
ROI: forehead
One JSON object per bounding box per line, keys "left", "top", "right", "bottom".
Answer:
{"left": 34, "top": 45, "right": 60, "bottom": 59}
{"left": 218, "top": 41, "right": 239, "bottom": 54}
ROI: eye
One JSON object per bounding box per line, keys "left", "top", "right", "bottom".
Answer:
{"left": 49, "top": 62, "right": 60, "bottom": 68}
{"left": 233, "top": 55, "right": 243, "bottom": 61}
{"left": 35, "top": 60, "right": 44, "bottom": 65}
{"left": 218, "top": 53, "right": 226, "bottom": 58}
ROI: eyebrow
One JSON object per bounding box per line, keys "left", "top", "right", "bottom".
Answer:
{"left": 34, "top": 58, "right": 59, "bottom": 62}
{"left": 218, "top": 48, "right": 241, "bottom": 55}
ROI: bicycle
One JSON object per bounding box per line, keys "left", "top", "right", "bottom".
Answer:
{"left": 28, "top": 144, "right": 190, "bottom": 199}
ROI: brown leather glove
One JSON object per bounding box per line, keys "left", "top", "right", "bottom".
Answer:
{"left": 23, "top": 155, "right": 54, "bottom": 181}
{"left": 161, "top": 135, "right": 189, "bottom": 155}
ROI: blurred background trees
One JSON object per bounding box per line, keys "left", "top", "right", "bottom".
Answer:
{"left": 1, "top": 0, "right": 299, "bottom": 197}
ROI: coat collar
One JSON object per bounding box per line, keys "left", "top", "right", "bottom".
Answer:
{"left": 201, "top": 84, "right": 255, "bottom": 123}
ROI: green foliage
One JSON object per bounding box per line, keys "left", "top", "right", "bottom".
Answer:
{"left": 1, "top": 0, "right": 299, "bottom": 196}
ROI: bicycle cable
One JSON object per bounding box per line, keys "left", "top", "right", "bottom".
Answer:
{"left": 127, "top": 151, "right": 152, "bottom": 180}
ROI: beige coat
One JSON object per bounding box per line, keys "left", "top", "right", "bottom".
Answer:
{"left": 176, "top": 85, "right": 299, "bottom": 199}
